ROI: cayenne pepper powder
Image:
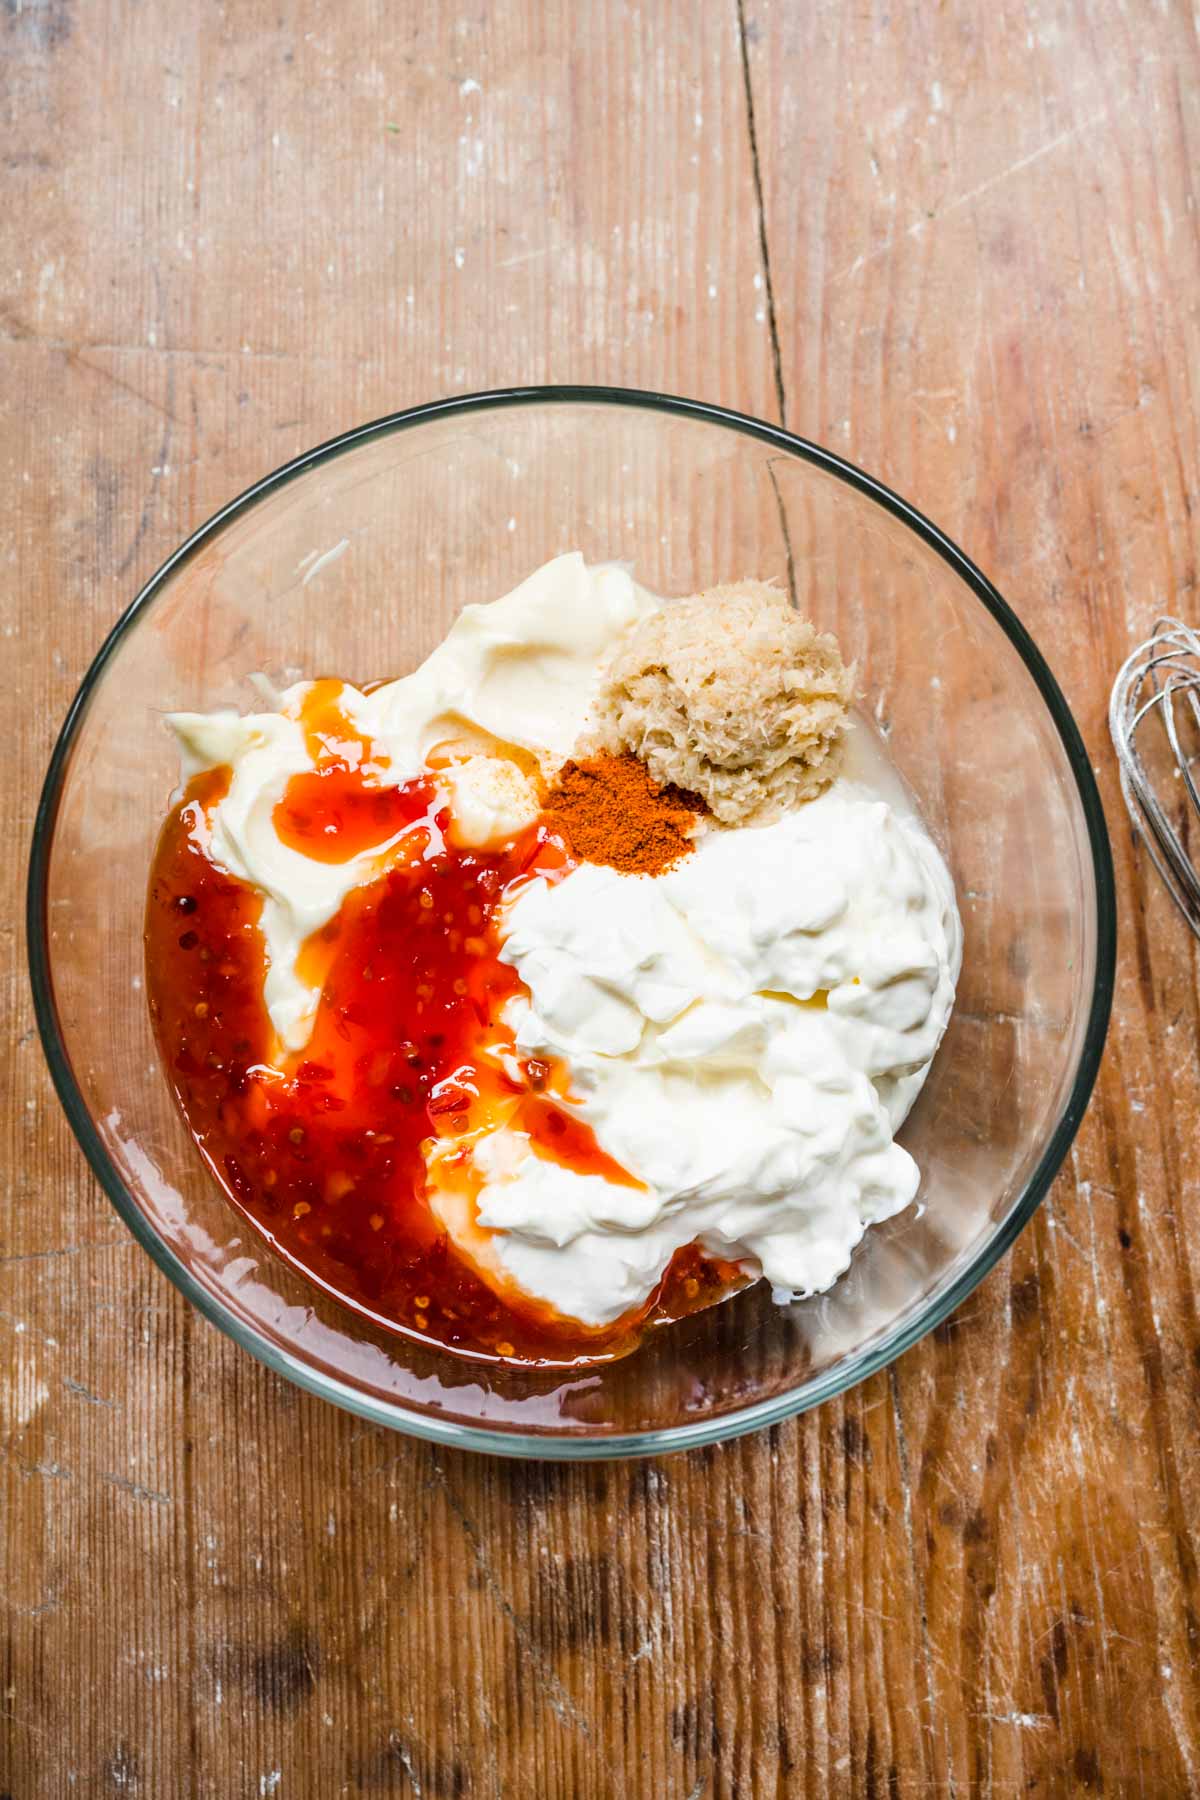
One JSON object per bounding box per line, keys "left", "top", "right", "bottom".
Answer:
{"left": 544, "top": 752, "right": 703, "bottom": 875}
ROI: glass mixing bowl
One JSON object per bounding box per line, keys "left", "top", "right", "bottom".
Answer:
{"left": 27, "top": 389, "right": 1115, "bottom": 1458}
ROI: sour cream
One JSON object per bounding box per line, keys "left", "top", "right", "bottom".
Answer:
{"left": 468, "top": 762, "right": 960, "bottom": 1324}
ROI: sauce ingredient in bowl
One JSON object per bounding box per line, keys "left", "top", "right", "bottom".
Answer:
{"left": 590, "top": 579, "right": 852, "bottom": 823}
{"left": 145, "top": 554, "right": 960, "bottom": 1364}
{"left": 544, "top": 752, "right": 703, "bottom": 875}
{"left": 146, "top": 769, "right": 740, "bottom": 1365}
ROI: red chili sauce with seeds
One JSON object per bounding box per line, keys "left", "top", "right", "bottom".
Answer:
{"left": 145, "top": 687, "right": 745, "bottom": 1366}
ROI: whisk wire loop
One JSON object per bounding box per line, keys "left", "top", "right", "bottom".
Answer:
{"left": 1110, "top": 617, "right": 1200, "bottom": 934}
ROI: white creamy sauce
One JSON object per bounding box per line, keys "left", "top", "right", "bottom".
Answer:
{"left": 167, "top": 555, "right": 961, "bottom": 1330}
{"left": 485, "top": 751, "right": 960, "bottom": 1324}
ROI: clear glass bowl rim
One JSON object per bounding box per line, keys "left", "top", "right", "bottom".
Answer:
{"left": 26, "top": 385, "right": 1117, "bottom": 1460}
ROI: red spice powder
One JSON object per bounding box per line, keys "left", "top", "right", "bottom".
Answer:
{"left": 544, "top": 752, "right": 703, "bottom": 875}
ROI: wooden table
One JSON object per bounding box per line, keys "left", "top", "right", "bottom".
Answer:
{"left": 3, "top": 2, "right": 1198, "bottom": 1792}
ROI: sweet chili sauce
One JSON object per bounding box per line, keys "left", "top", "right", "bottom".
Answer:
{"left": 273, "top": 678, "right": 417, "bottom": 863}
{"left": 145, "top": 692, "right": 745, "bottom": 1366}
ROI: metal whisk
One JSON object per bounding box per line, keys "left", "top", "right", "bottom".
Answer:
{"left": 1110, "top": 617, "right": 1200, "bottom": 935}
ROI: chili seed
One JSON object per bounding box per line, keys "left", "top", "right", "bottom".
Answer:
{"left": 288, "top": 1126, "right": 305, "bottom": 1145}
{"left": 193, "top": 1001, "right": 209, "bottom": 1019}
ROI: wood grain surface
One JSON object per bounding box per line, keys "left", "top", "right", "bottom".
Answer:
{"left": 3, "top": 1, "right": 1199, "bottom": 1793}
